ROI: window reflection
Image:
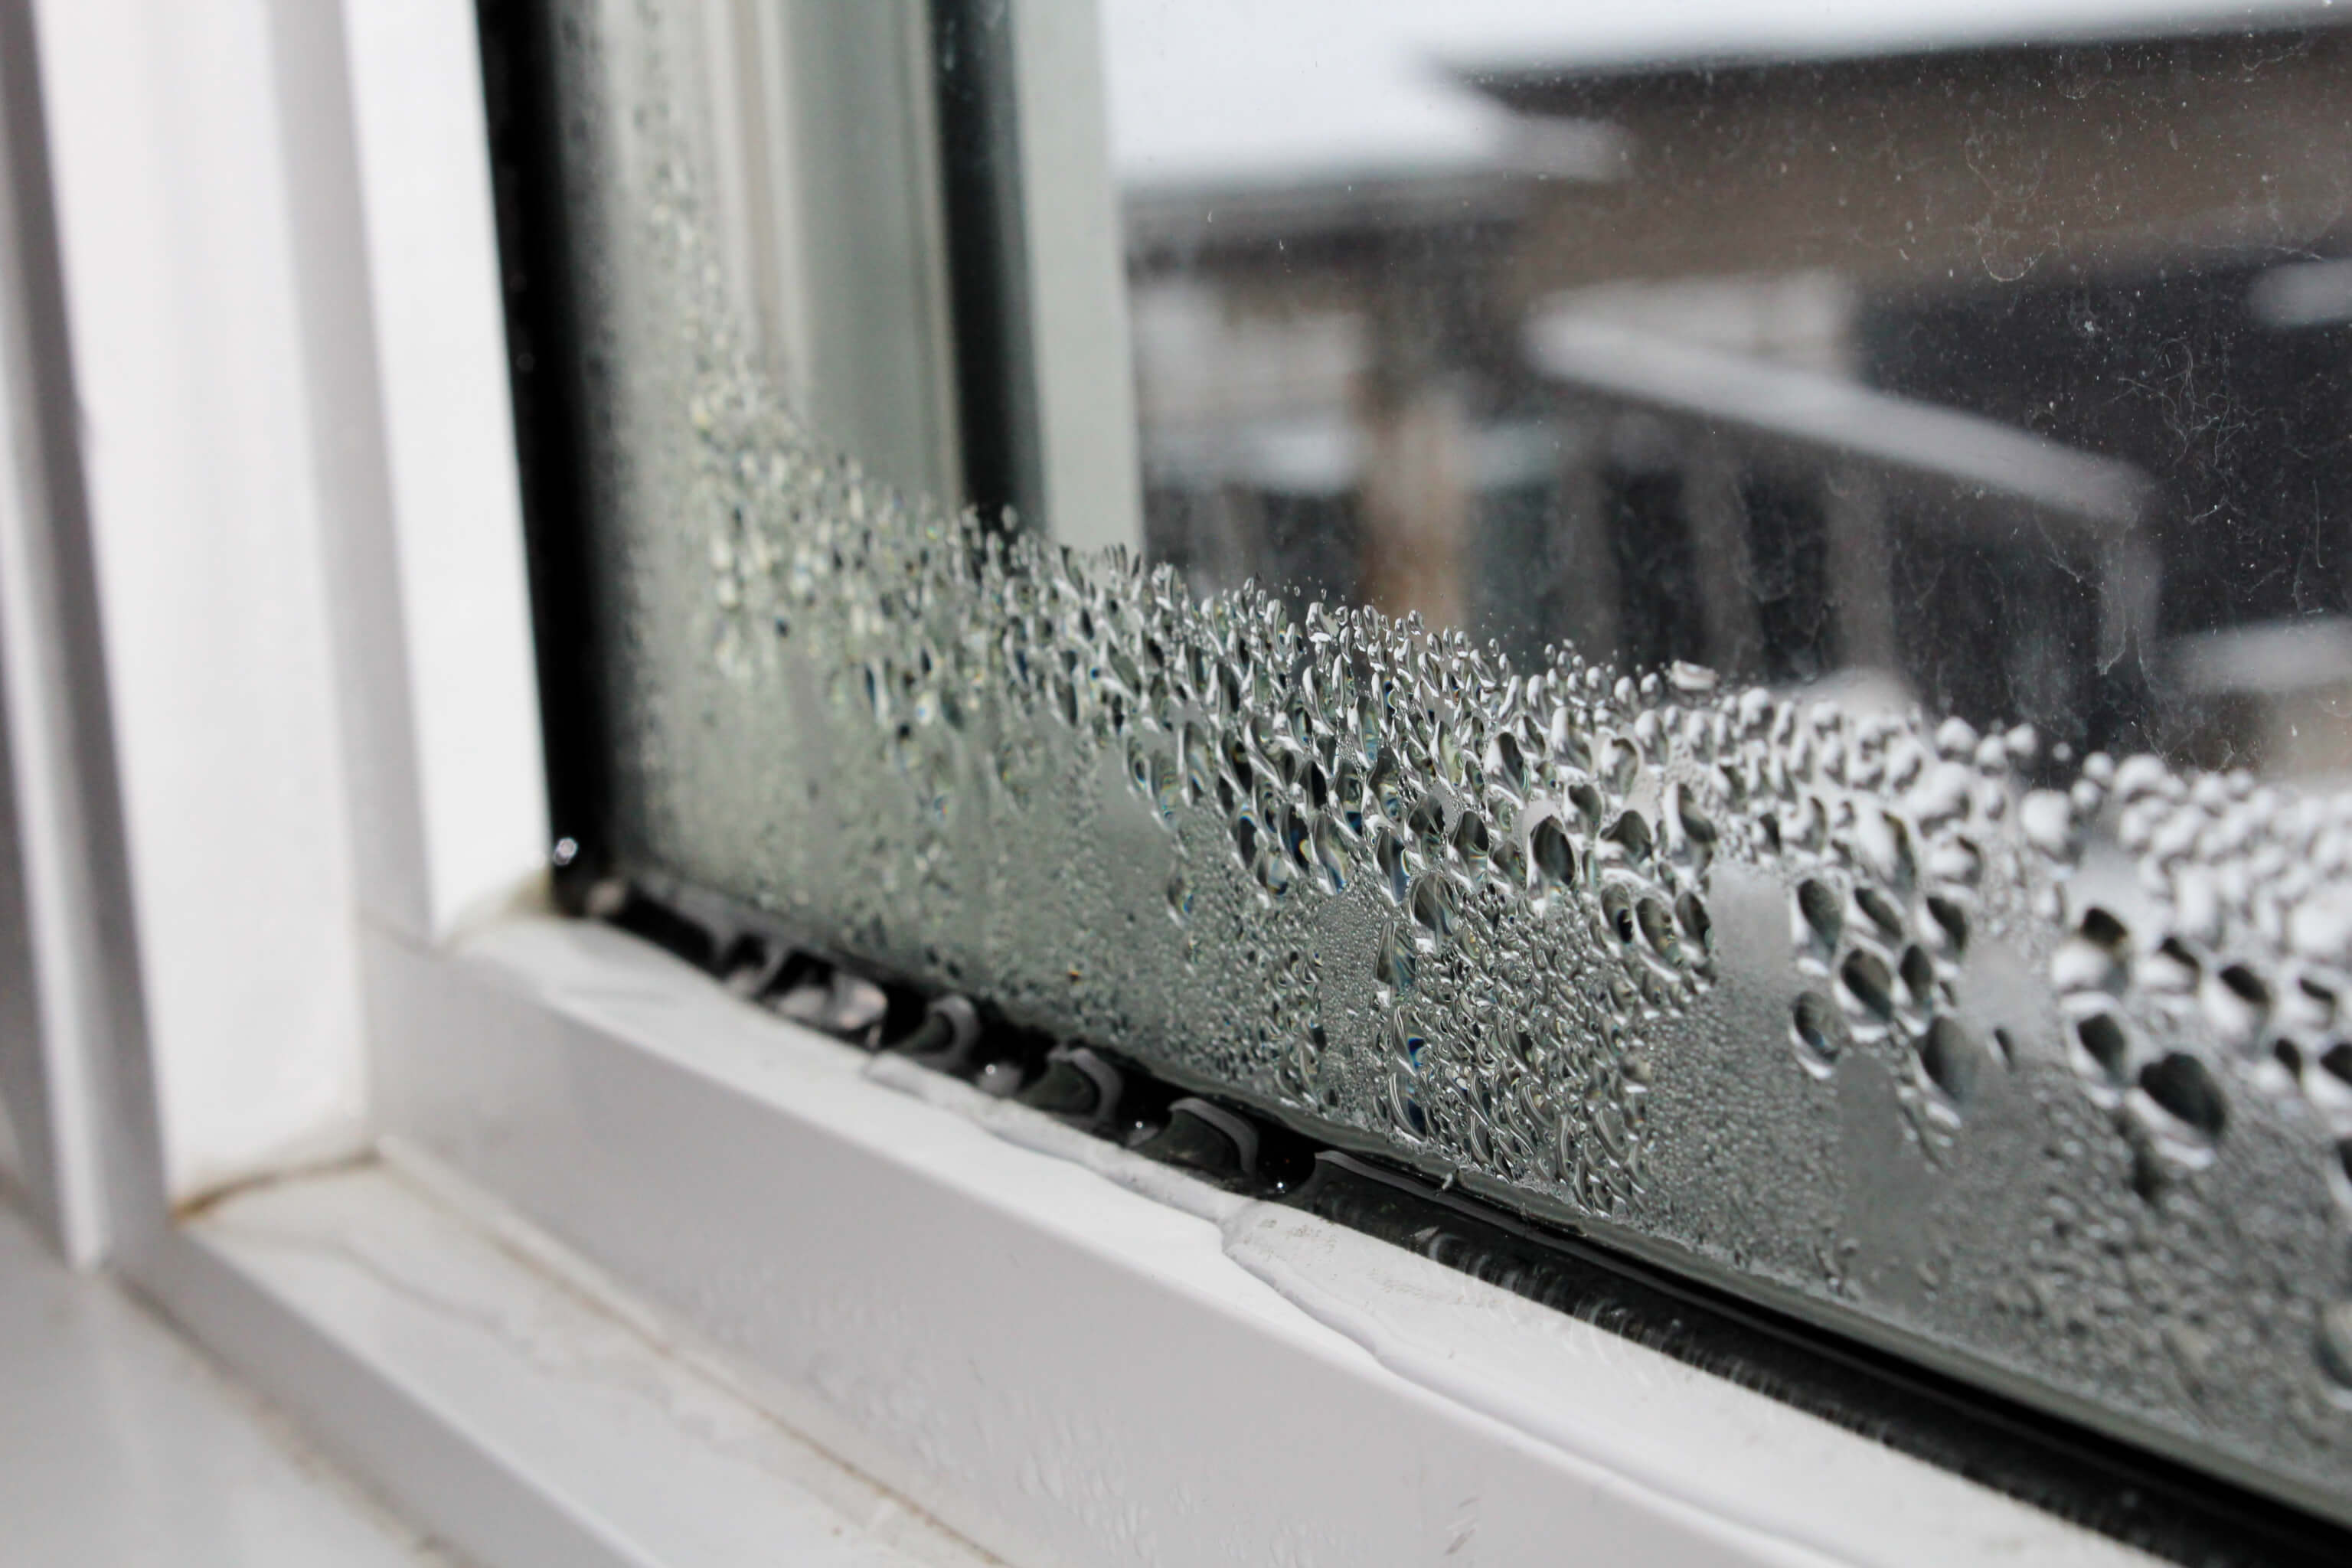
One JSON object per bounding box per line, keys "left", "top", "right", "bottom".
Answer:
{"left": 1106, "top": 0, "right": 2352, "bottom": 777}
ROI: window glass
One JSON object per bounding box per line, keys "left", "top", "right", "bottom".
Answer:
{"left": 517, "top": 0, "right": 2352, "bottom": 1527}
{"left": 1109, "top": 0, "right": 2352, "bottom": 773}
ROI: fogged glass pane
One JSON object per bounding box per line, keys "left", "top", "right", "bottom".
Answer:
{"left": 530, "top": 0, "right": 2352, "bottom": 1533}
{"left": 1106, "top": 0, "right": 2352, "bottom": 779}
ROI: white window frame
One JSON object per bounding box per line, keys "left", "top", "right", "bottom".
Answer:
{"left": 0, "top": 1, "right": 2162, "bottom": 1563}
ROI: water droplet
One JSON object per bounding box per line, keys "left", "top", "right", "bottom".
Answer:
{"left": 1408, "top": 793, "right": 1448, "bottom": 855}
{"left": 1668, "top": 660, "right": 1718, "bottom": 695}
{"left": 1934, "top": 717, "right": 1980, "bottom": 760}
{"left": 2136, "top": 935, "right": 2200, "bottom": 994}
{"left": 1375, "top": 923, "right": 1418, "bottom": 996}
{"left": 1676, "top": 891, "right": 1712, "bottom": 956}
{"left": 1673, "top": 782, "right": 1717, "bottom": 866}
{"left": 1375, "top": 828, "right": 1410, "bottom": 903}
{"left": 1635, "top": 896, "right": 1681, "bottom": 964}
{"left": 2291, "top": 888, "right": 2352, "bottom": 967}
{"left": 1531, "top": 815, "right": 1576, "bottom": 892}
{"left": 2172, "top": 867, "right": 2224, "bottom": 948}
{"left": 1795, "top": 877, "right": 1843, "bottom": 954}
{"left": 1410, "top": 873, "right": 1459, "bottom": 939}
{"left": 1923, "top": 894, "right": 1969, "bottom": 956}
{"left": 2138, "top": 1053, "right": 2227, "bottom": 1142}
{"left": 2204, "top": 964, "right": 2271, "bottom": 1052}
{"left": 2316, "top": 1301, "right": 2352, "bottom": 1393}
{"left": 1912, "top": 761, "right": 1973, "bottom": 826}
{"left": 1792, "top": 991, "right": 1844, "bottom": 1078}
{"left": 1165, "top": 868, "right": 1194, "bottom": 925}
{"left": 1312, "top": 813, "right": 1349, "bottom": 893}
{"left": 1490, "top": 729, "right": 1527, "bottom": 794}
{"left": 1855, "top": 884, "right": 1907, "bottom": 942}
{"left": 2074, "top": 1011, "right": 2133, "bottom": 1086}
{"left": 1602, "top": 737, "right": 1639, "bottom": 795}
{"left": 1898, "top": 944, "right": 1935, "bottom": 1006}
{"left": 1257, "top": 837, "right": 1295, "bottom": 897}
{"left": 1854, "top": 809, "right": 1916, "bottom": 891}
{"left": 1280, "top": 805, "right": 1313, "bottom": 874}
{"left": 2079, "top": 906, "right": 2131, "bottom": 952}
{"left": 1600, "top": 883, "right": 1638, "bottom": 944}
{"left": 1452, "top": 810, "right": 1491, "bottom": 866}
{"left": 1919, "top": 1016, "right": 1978, "bottom": 1104}
{"left": 1839, "top": 948, "right": 1896, "bottom": 1021}
{"left": 2052, "top": 935, "right": 2127, "bottom": 997}
{"left": 1488, "top": 831, "right": 1525, "bottom": 890}
{"left": 1150, "top": 746, "right": 1182, "bottom": 825}
{"left": 1602, "top": 809, "right": 1654, "bottom": 866}
{"left": 2020, "top": 790, "right": 2079, "bottom": 861}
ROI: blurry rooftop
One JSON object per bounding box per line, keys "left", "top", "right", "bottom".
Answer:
{"left": 1105, "top": 0, "right": 2348, "bottom": 198}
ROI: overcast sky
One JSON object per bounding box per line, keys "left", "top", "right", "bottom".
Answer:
{"left": 1101, "top": 0, "right": 2344, "bottom": 188}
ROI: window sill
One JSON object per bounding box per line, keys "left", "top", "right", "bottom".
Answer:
{"left": 129, "top": 913, "right": 2154, "bottom": 1568}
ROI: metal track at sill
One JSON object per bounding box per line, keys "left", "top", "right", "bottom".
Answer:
{"left": 591, "top": 869, "right": 2352, "bottom": 1568}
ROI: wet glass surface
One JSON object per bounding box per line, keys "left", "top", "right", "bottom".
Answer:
{"left": 519, "top": 0, "right": 2352, "bottom": 1530}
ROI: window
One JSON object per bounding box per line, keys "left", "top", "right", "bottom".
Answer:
{"left": 477, "top": 0, "right": 2352, "bottom": 1543}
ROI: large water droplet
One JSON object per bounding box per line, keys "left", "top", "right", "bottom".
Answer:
{"left": 1452, "top": 809, "right": 1491, "bottom": 867}
{"left": 1792, "top": 991, "right": 1844, "bottom": 1078}
{"left": 1676, "top": 891, "right": 1713, "bottom": 957}
{"left": 2020, "top": 790, "right": 2079, "bottom": 862}
{"left": 1635, "top": 896, "right": 1682, "bottom": 965}
{"left": 1840, "top": 948, "right": 1896, "bottom": 1021}
{"left": 1375, "top": 828, "right": 1410, "bottom": 903}
{"left": 1923, "top": 894, "right": 1969, "bottom": 956}
{"left": 2138, "top": 1053, "right": 2228, "bottom": 1143}
{"left": 1855, "top": 884, "right": 1907, "bottom": 942}
{"left": 1410, "top": 873, "right": 1459, "bottom": 939}
{"left": 1602, "top": 809, "right": 1653, "bottom": 866}
{"left": 1150, "top": 746, "right": 1182, "bottom": 825}
{"left": 1375, "top": 923, "right": 1419, "bottom": 997}
{"left": 1312, "top": 813, "right": 1349, "bottom": 893}
{"left": 1854, "top": 809, "right": 1916, "bottom": 892}
{"left": 1600, "top": 883, "right": 1638, "bottom": 944}
{"left": 1530, "top": 815, "right": 1576, "bottom": 893}
{"left": 1918, "top": 1016, "right": 1978, "bottom": 1104}
{"left": 2318, "top": 1301, "right": 2352, "bottom": 1393}
{"left": 2203, "top": 964, "right": 2271, "bottom": 1052}
{"left": 1898, "top": 944, "right": 1936, "bottom": 1007}
{"left": 2074, "top": 1011, "right": 2133, "bottom": 1087}
{"left": 1795, "top": 877, "right": 1843, "bottom": 955}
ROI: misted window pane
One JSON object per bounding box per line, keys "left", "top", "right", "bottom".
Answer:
{"left": 524, "top": 0, "right": 2352, "bottom": 1528}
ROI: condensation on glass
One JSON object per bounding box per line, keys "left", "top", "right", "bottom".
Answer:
{"left": 540, "top": 0, "right": 2352, "bottom": 1526}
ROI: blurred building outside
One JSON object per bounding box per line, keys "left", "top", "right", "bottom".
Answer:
{"left": 1111, "top": 1, "right": 2352, "bottom": 779}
